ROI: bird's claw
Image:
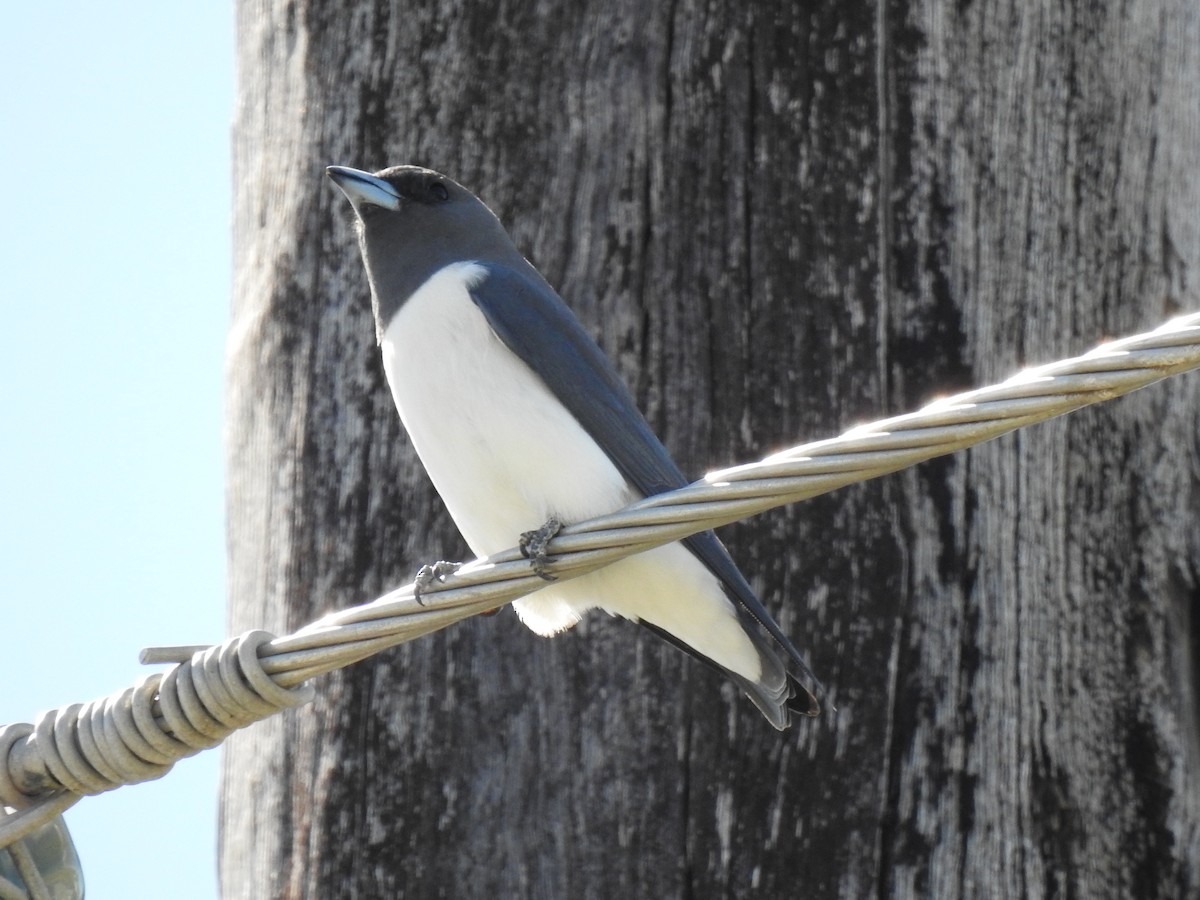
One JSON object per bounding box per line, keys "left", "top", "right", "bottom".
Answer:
{"left": 519, "top": 516, "right": 563, "bottom": 581}
{"left": 413, "top": 560, "right": 462, "bottom": 605}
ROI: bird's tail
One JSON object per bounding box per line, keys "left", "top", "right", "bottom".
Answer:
{"left": 729, "top": 639, "right": 820, "bottom": 731}
{"left": 639, "top": 621, "right": 819, "bottom": 730}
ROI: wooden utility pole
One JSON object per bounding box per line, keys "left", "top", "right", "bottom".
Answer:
{"left": 222, "top": 1, "right": 1199, "bottom": 896}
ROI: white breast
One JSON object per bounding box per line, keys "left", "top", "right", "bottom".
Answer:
{"left": 381, "top": 262, "right": 634, "bottom": 552}
{"left": 380, "top": 262, "right": 760, "bottom": 679}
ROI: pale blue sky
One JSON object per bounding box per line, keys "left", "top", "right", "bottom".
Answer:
{"left": 1, "top": 4, "right": 232, "bottom": 897}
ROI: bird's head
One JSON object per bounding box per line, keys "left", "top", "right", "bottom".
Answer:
{"left": 327, "top": 165, "right": 522, "bottom": 333}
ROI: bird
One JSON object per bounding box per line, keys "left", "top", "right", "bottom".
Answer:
{"left": 327, "top": 164, "right": 821, "bottom": 728}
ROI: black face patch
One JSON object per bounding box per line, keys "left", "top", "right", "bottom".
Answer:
{"left": 377, "top": 167, "right": 454, "bottom": 206}
{"left": 352, "top": 164, "right": 526, "bottom": 330}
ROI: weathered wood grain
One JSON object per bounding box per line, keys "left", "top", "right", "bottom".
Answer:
{"left": 222, "top": 1, "right": 1199, "bottom": 896}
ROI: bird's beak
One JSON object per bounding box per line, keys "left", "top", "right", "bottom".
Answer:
{"left": 326, "top": 165, "right": 402, "bottom": 212}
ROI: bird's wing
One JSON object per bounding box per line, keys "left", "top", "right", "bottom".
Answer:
{"left": 469, "top": 263, "right": 686, "bottom": 495}
{"left": 467, "top": 264, "right": 821, "bottom": 704}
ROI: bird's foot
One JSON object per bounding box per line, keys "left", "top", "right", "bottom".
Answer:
{"left": 413, "top": 560, "right": 462, "bottom": 605}
{"left": 519, "top": 516, "right": 563, "bottom": 581}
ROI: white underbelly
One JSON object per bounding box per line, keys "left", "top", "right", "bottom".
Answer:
{"left": 381, "top": 262, "right": 633, "bottom": 553}
{"left": 379, "top": 262, "right": 759, "bottom": 679}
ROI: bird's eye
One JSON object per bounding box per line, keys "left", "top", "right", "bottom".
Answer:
{"left": 430, "top": 182, "right": 449, "bottom": 202}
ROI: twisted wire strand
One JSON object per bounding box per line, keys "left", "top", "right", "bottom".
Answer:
{"left": 4, "top": 837, "right": 52, "bottom": 900}
{"left": 1, "top": 311, "right": 1197, "bottom": 849}
{"left": 0, "top": 633, "right": 313, "bottom": 848}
